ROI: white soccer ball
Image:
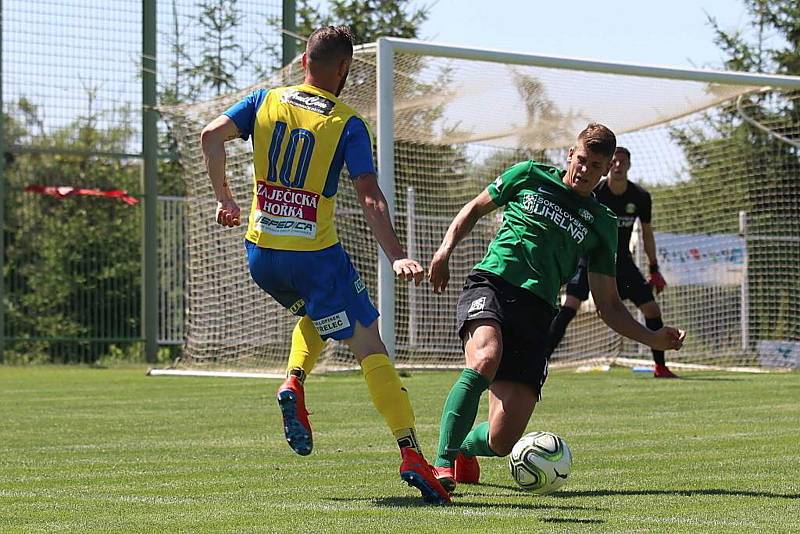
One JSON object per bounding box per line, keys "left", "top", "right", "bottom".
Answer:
{"left": 508, "top": 431, "right": 572, "bottom": 494}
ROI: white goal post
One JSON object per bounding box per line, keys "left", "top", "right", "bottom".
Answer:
{"left": 154, "top": 38, "right": 800, "bottom": 377}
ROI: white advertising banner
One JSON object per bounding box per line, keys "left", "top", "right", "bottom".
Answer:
{"left": 654, "top": 232, "right": 745, "bottom": 286}
{"left": 757, "top": 340, "right": 800, "bottom": 369}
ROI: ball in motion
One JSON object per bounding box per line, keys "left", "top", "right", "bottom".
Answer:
{"left": 508, "top": 431, "right": 572, "bottom": 494}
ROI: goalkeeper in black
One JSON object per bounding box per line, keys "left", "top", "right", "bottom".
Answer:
{"left": 545, "top": 146, "right": 678, "bottom": 378}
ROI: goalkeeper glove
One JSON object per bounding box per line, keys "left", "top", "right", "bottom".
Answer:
{"left": 648, "top": 263, "right": 667, "bottom": 294}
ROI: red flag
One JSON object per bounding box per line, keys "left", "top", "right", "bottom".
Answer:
{"left": 24, "top": 185, "right": 139, "bottom": 205}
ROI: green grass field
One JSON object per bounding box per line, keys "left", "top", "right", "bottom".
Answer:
{"left": 1, "top": 366, "right": 798, "bottom": 532}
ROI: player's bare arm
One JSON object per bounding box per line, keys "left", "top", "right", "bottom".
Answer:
{"left": 641, "top": 222, "right": 667, "bottom": 293}
{"left": 352, "top": 173, "right": 424, "bottom": 285}
{"left": 200, "top": 114, "right": 241, "bottom": 227}
{"left": 429, "top": 190, "right": 498, "bottom": 293}
{"left": 589, "top": 271, "right": 684, "bottom": 351}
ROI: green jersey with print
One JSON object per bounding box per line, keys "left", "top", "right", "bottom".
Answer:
{"left": 475, "top": 160, "right": 618, "bottom": 308}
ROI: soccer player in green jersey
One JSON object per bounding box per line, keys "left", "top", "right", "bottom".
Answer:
{"left": 427, "top": 123, "right": 686, "bottom": 493}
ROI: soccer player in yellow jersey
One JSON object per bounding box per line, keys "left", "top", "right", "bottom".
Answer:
{"left": 199, "top": 26, "right": 449, "bottom": 504}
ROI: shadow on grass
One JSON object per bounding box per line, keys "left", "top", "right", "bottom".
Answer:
{"left": 553, "top": 488, "right": 800, "bottom": 499}
{"left": 673, "top": 376, "right": 745, "bottom": 381}
{"left": 468, "top": 481, "right": 604, "bottom": 502}
{"left": 541, "top": 517, "right": 604, "bottom": 525}
{"left": 329, "top": 496, "right": 605, "bottom": 512}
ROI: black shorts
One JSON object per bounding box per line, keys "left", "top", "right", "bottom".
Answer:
{"left": 565, "top": 255, "right": 654, "bottom": 307}
{"left": 456, "top": 270, "right": 556, "bottom": 391}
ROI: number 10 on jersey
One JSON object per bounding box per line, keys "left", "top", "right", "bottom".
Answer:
{"left": 266, "top": 121, "right": 316, "bottom": 189}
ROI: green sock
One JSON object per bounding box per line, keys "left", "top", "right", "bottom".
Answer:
{"left": 460, "top": 421, "right": 498, "bottom": 458}
{"left": 435, "top": 368, "right": 490, "bottom": 468}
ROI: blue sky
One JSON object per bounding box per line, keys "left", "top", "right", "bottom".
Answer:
{"left": 4, "top": 0, "right": 760, "bottom": 150}
{"left": 421, "top": 0, "right": 751, "bottom": 70}
{"left": 407, "top": 1, "right": 767, "bottom": 184}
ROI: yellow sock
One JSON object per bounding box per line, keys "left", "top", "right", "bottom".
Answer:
{"left": 360, "top": 353, "right": 421, "bottom": 453}
{"left": 287, "top": 316, "right": 325, "bottom": 380}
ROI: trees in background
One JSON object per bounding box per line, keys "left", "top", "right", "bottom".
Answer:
{"left": 294, "top": 0, "right": 428, "bottom": 43}
{"left": 653, "top": 0, "right": 800, "bottom": 341}
{"left": 3, "top": 99, "right": 142, "bottom": 363}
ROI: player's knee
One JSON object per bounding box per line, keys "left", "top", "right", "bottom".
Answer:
{"left": 347, "top": 320, "right": 388, "bottom": 361}
{"left": 473, "top": 337, "right": 501, "bottom": 361}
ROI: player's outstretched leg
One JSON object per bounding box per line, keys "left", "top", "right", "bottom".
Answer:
{"left": 432, "top": 366, "right": 492, "bottom": 495}
{"left": 358, "top": 353, "right": 451, "bottom": 504}
{"left": 433, "top": 430, "right": 487, "bottom": 491}
{"left": 277, "top": 374, "right": 313, "bottom": 456}
{"left": 344, "top": 319, "right": 450, "bottom": 503}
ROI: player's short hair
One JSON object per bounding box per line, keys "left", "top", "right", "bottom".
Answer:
{"left": 306, "top": 26, "right": 355, "bottom": 64}
{"left": 615, "top": 146, "right": 631, "bottom": 160}
{"left": 577, "top": 123, "right": 616, "bottom": 158}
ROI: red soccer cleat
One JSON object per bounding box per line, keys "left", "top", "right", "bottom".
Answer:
{"left": 454, "top": 452, "right": 480, "bottom": 485}
{"left": 431, "top": 465, "right": 456, "bottom": 495}
{"left": 277, "top": 376, "right": 313, "bottom": 456}
{"left": 654, "top": 364, "right": 679, "bottom": 379}
{"left": 400, "top": 448, "right": 452, "bottom": 504}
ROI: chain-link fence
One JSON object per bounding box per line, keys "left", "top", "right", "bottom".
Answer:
{"left": 1, "top": 0, "right": 289, "bottom": 363}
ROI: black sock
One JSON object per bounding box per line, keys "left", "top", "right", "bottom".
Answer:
{"left": 288, "top": 367, "right": 306, "bottom": 383}
{"left": 645, "top": 317, "right": 665, "bottom": 365}
{"left": 545, "top": 306, "right": 577, "bottom": 359}
{"left": 397, "top": 428, "right": 421, "bottom": 453}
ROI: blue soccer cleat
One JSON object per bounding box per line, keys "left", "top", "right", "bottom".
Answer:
{"left": 277, "top": 376, "right": 313, "bottom": 456}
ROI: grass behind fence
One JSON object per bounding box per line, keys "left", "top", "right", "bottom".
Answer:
{"left": 1, "top": 366, "right": 798, "bottom": 532}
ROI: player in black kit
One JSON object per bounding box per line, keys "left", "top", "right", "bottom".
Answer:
{"left": 545, "top": 147, "right": 678, "bottom": 378}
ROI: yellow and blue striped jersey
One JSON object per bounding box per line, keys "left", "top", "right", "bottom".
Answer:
{"left": 224, "top": 83, "right": 375, "bottom": 251}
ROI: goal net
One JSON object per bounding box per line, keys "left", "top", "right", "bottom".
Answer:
{"left": 159, "top": 38, "right": 800, "bottom": 376}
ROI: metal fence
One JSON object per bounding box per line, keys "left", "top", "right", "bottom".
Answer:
{"left": 0, "top": 0, "right": 294, "bottom": 363}
{"left": 2, "top": 188, "right": 186, "bottom": 361}
{"left": 157, "top": 196, "right": 187, "bottom": 345}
